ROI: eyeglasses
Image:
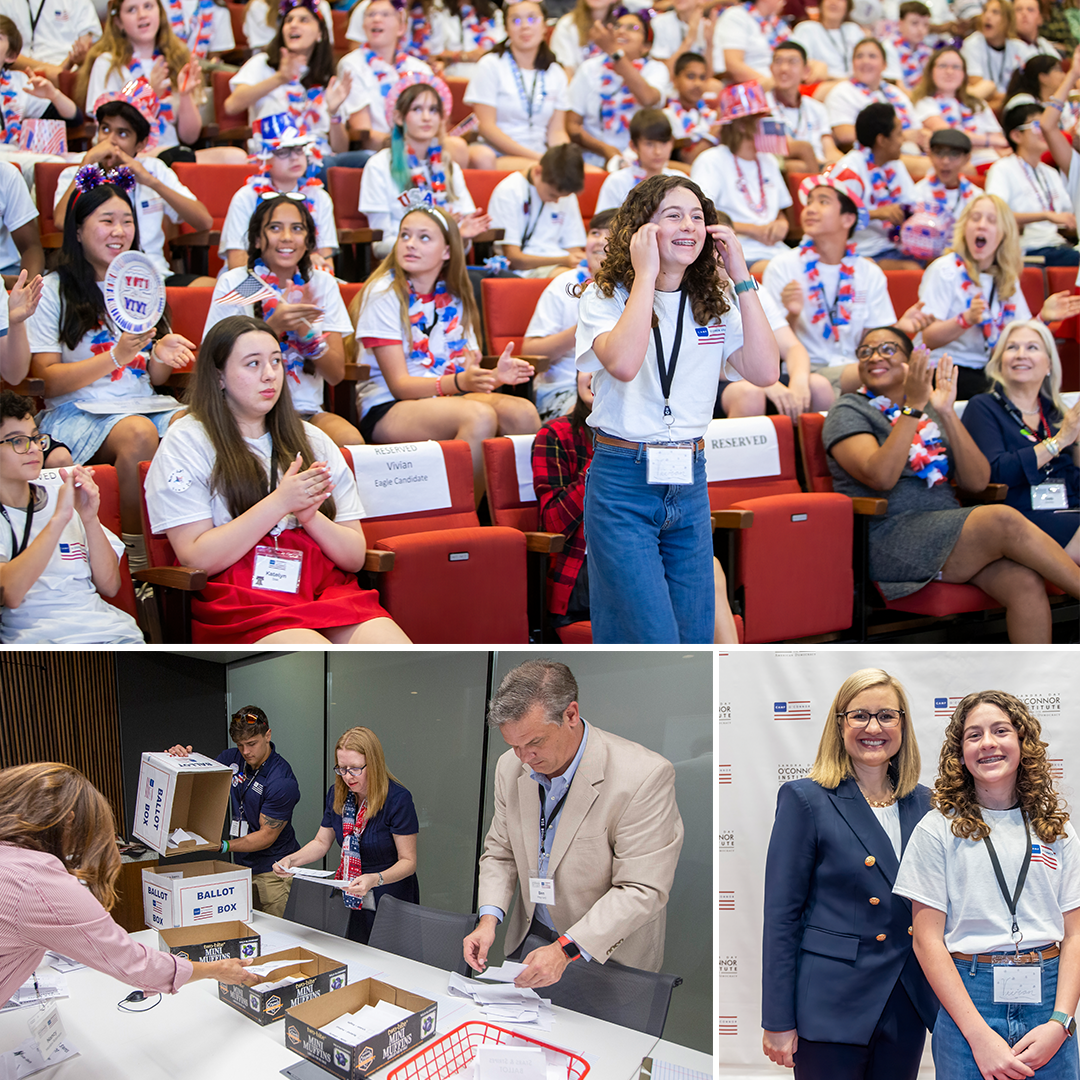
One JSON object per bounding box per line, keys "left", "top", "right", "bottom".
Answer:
{"left": 839, "top": 709, "right": 905, "bottom": 727}
{"left": 334, "top": 764, "right": 367, "bottom": 777}
{"left": 0, "top": 432, "right": 51, "bottom": 454}
{"left": 511, "top": 14, "right": 541, "bottom": 25}
{"left": 855, "top": 341, "right": 902, "bottom": 361}
{"left": 1014, "top": 120, "right": 1041, "bottom": 134}
{"left": 270, "top": 146, "right": 307, "bottom": 159}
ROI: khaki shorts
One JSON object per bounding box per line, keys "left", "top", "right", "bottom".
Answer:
{"left": 252, "top": 871, "right": 292, "bottom": 919}
{"left": 817, "top": 363, "right": 856, "bottom": 392}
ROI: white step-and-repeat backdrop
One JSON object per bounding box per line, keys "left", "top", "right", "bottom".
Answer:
{"left": 717, "top": 649, "right": 1078, "bottom": 1076}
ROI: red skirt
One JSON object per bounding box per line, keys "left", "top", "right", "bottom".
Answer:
{"left": 189, "top": 528, "right": 390, "bottom": 644}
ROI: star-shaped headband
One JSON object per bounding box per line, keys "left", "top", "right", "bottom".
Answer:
{"left": 74, "top": 164, "right": 137, "bottom": 196}
{"left": 384, "top": 72, "right": 454, "bottom": 131}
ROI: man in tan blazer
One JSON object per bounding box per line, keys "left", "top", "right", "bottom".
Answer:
{"left": 462, "top": 659, "right": 684, "bottom": 989}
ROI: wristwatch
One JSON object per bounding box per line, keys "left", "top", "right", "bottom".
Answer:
{"left": 732, "top": 277, "right": 759, "bottom": 295}
{"left": 557, "top": 934, "right": 581, "bottom": 962}
{"left": 900, "top": 406, "right": 924, "bottom": 420}
{"left": 1051, "top": 1011, "right": 1076, "bottom": 1037}
{"left": 377, "top": 872, "right": 384, "bottom": 887}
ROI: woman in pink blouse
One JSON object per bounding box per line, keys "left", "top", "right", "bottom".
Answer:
{"left": 0, "top": 763, "right": 258, "bottom": 1005}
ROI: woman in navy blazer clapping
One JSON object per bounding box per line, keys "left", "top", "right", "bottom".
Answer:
{"left": 762, "top": 668, "right": 939, "bottom": 1078}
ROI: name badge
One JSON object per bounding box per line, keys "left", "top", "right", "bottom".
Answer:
{"left": 992, "top": 959, "right": 1042, "bottom": 1004}
{"left": 528, "top": 877, "right": 555, "bottom": 905}
{"left": 28, "top": 1003, "right": 65, "bottom": 1059}
{"left": 251, "top": 545, "right": 303, "bottom": 593}
{"left": 229, "top": 820, "right": 250, "bottom": 838}
{"left": 1031, "top": 482, "right": 1068, "bottom": 510}
{"left": 646, "top": 444, "right": 693, "bottom": 485}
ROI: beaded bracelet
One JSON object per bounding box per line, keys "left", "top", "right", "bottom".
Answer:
{"left": 435, "top": 373, "right": 445, "bottom": 397}
{"left": 454, "top": 371, "right": 463, "bottom": 394}
{"left": 110, "top": 348, "right": 124, "bottom": 370}
{"left": 956, "top": 312, "right": 972, "bottom": 329}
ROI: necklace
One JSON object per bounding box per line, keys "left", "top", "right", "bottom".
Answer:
{"left": 734, "top": 153, "right": 767, "bottom": 216}
{"left": 859, "top": 784, "right": 896, "bottom": 808}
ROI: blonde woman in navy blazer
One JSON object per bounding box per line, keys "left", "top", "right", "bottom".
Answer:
{"left": 762, "top": 668, "right": 939, "bottom": 1079}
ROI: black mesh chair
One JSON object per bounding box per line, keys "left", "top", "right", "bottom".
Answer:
{"left": 367, "top": 895, "right": 478, "bottom": 976}
{"left": 519, "top": 933, "right": 682, "bottom": 1037}
{"left": 282, "top": 876, "right": 352, "bottom": 938}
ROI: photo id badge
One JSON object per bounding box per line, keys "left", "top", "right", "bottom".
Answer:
{"left": 229, "top": 820, "right": 250, "bottom": 838}
{"left": 1031, "top": 483, "right": 1068, "bottom": 510}
{"left": 529, "top": 877, "right": 555, "bottom": 905}
{"left": 992, "top": 958, "right": 1043, "bottom": 1004}
{"left": 251, "top": 545, "right": 303, "bottom": 593}
{"left": 646, "top": 445, "right": 693, "bottom": 485}
{"left": 28, "top": 1002, "right": 64, "bottom": 1059}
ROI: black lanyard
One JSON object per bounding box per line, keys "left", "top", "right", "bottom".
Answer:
{"left": 0, "top": 494, "right": 36, "bottom": 558}
{"left": 236, "top": 761, "right": 265, "bottom": 820}
{"left": 538, "top": 781, "right": 572, "bottom": 860}
{"left": 652, "top": 289, "right": 688, "bottom": 426}
{"left": 27, "top": 0, "right": 49, "bottom": 42}
{"left": 983, "top": 814, "right": 1032, "bottom": 948}
{"left": 521, "top": 185, "right": 544, "bottom": 250}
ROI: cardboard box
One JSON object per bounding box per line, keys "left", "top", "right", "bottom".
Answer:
{"left": 284, "top": 979, "right": 438, "bottom": 1077}
{"left": 158, "top": 921, "right": 260, "bottom": 963}
{"left": 142, "top": 860, "right": 252, "bottom": 930}
{"left": 132, "top": 751, "right": 233, "bottom": 855}
{"left": 218, "top": 948, "right": 348, "bottom": 1026}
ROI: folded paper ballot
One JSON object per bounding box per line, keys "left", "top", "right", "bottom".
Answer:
{"left": 474, "top": 962, "right": 528, "bottom": 983}
{"left": 251, "top": 974, "right": 307, "bottom": 992}
{"left": 318, "top": 999, "right": 415, "bottom": 1045}
{"left": 166, "top": 828, "right": 208, "bottom": 848}
{"left": 286, "top": 867, "right": 336, "bottom": 878}
{"left": 446, "top": 972, "right": 553, "bottom": 1030}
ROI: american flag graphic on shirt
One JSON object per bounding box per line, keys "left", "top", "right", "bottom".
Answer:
{"left": 1032, "top": 844, "right": 1058, "bottom": 870}
{"left": 59, "top": 542, "right": 88, "bottom": 562}
{"left": 695, "top": 325, "right": 725, "bottom": 345}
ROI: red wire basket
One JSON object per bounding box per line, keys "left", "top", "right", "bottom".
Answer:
{"left": 386, "top": 1021, "right": 591, "bottom": 1080}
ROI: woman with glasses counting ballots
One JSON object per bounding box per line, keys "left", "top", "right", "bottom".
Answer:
{"left": 273, "top": 727, "right": 419, "bottom": 944}
{"left": 821, "top": 325, "right": 1080, "bottom": 643}
{"left": 762, "top": 668, "right": 938, "bottom": 1080}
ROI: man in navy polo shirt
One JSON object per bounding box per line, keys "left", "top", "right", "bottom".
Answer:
{"left": 168, "top": 707, "right": 300, "bottom": 917}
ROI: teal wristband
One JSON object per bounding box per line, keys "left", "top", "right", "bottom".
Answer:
{"left": 221, "top": 839, "right": 229, "bottom": 853}
{"left": 733, "top": 278, "right": 758, "bottom": 295}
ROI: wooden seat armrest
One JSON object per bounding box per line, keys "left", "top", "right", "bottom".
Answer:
{"left": 364, "top": 550, "right": 395, "bottom": 572}
{"left": 41, "top": 232, "right": 63, "bottom": 249}
{"left": 960, "top": 483, "right": 1008, "bottom": 503}
{"left": 169, "top": 230, "right": 221, "bottom": 247}
{"left": 342, "top": 363, "right": 371, "bottom": 382}
{"left": 524, "top": 531, "right": 565, "bottom": 554}
{"left": 338, "top": 228, "right": 383, "bottom": 245}
{"left": 711, "top": 509, "right": 754, "bottom": 529}
{"left": 851, "top": 497, "right": 889, "bottom": 516}
{"left": 134, "top": 566, "right": 208, "bottom": 590}
{"left": 470, "top": 228, "right": 505, "bottom": 243}
{"left": 2, "top": 378, "right": 44, "bottom": 395}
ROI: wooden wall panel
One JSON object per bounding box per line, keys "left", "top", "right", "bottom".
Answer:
{"left": 0, "top": 652, "right": 125, "bottom": 826}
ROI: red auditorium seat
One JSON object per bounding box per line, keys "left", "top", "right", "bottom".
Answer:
{"left": 33, "top": 162, "right": 68, "bottom": 247}
{"left": 481, "top": 277, "right": 548, "bottom": 355}
{"left": 93, "top": 465, "right": 140, "bottom": 624}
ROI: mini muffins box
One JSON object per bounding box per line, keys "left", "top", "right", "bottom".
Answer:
{"left": 284, "top": 979, "right": 438, "bottom": 1077}
{"left": 218, "top": 947, "right": 348, "bottom": 1026}
{"left": 158, "top": 920, "right": 260, "bottom": 963}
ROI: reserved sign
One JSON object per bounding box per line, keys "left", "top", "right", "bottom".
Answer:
{"left": 347, "top": 442, "right": 452, "bottom": 518}
{"left": 704, "top": 416, "right": 781, "bottom": 482}
{"left": 505, "top": 434, "right": 536, "bottom": 503}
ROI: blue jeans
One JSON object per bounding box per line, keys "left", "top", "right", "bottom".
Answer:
{"left": 934, "top": 956, "right": 1080, "bottom": 1079}
{"left": 583, "top": 436, "right": 713, "bottom": 643}
{"left": 1024, "top": 246, "right": 1080, "bottom": 267}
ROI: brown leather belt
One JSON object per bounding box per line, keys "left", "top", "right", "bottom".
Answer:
{"left": 595, "top": 433, "right": 705, "bottom": 452}
{"left": 950, "top": 943, "right": 1060, "bottom": 963}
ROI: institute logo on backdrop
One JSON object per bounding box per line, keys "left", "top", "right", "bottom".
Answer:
{"left": 773, "top": 700, "right": 811, "bottom": 721}
{"left": 718, "top": 955, "right": 738, "bottom": 979}
{"left": 718, "top": 701, "right": 732, "bottom": 724}
{"left": 1019, "top": 692, "right": 1061, "bottom": 719}
{"left": 719, "top": 764, "right": 733, "bottom": 785}
{"left": 934, "top": 696, "right": 964, "bottom": 720}
{"left": 719, "top": 1016, "right": 738, "bottom": 1037}
{"left": 719, "top": 828, "right": 735, "bottom": 853}
{"left": 719, "top": 890, "right": 735, "bottom": 911}
{"left": 777, "top": 763, "right": 812, "bottom": 786}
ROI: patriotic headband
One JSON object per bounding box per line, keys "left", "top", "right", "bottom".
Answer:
{"left": 279, "top": 0, "right": 319, "bottom": 18}
{"left": 92, "top": 78, "right": 162, "bottom": 149}
{"left": 73, "top": 164, "right": 137, "bottom": 196}
{"left": 608, "top": 6, "right": 652, "bottom": 42}
{"left": 798, "top": 168, "right": 870, "bottom": 232}
{"left": 718, "top": 80, "right": 770, "bottom": 125}
{"left": 252, "top": 112, "right": 316, "bottom": 151}
{"left": 397, "top": 187, "right": 450, "bottom": 223}
{"left": 384, "top": 72, "right": 454, "bottom": 130}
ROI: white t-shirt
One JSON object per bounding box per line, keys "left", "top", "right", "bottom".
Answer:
{"left": 575, "top": 282, "right": 744, "bottom": 443}
{"left": 894, "top": 808, "right": 1080, "bottom": 956}
{"left": 690, "top": 145, "right": 792, "bottom": 264}
{"left": 487, "top": 171, "right": 585, "bottom": 259}
{"left": 0, "top": 474, "right": 143, "bottom": 644}
{"left": 244, "top": 0, "right": 333, "bottom": 50}
{"left": 85, "top": 52, "right": 181, "bottom": 150}
{"left": 912, "top": 95, "right": 1004, "bottom": 167}
{"left": 824, "top": 78, "right": 916, "bottom": 132}
{"left": 219, "top": 183, "right": 339, "bottom": 258}
{"left": 169, "top": 0, "right": 234, "bottom": 56}
{"left": 833, "top": 147, "right": 916, "bottom": 257}
{"left": 353, "top": 273, "right": 481, "bottom": 417}
{"left": 358, "top": 148, "right": 475, "bottom": 260}
{"left": 985, "top": 155, "right": 1074, "bottom": 252}
{"left": 0, "top": 160, "right": 38, "bottom": 273}
{"left": 0, "top": 0, "right": 101, "bottom": 65}
{"left": 338, "top": 49, "right": 432, "bottom": 134}
{"left": 205, "top": 267, "right": 353, "bottom": 415}
{"left": 525, "top": 267, "right": 586, "bottom": 395}
{"left": 918, "top": 253, "right": 1033, "bottom": 370}
{"left": 145, "top": 414, "right": 365, "bottom": 535}
{"left": 464, "top": 52, "right": 570, "bottom": 158}
{"left": 0, "top": 69, "right": 51, "bottom": 130}
{"left": 595, "top": 166, "right": 683, "bottom": 213}
{"left": 439, "top": 7, "right": 505, "bottom": 79}
{"left": 882, "top": 35, "right": 935, "bottom": 94}
{"left": 765, "top": 90, "right": 831, "bottom": 162}
{"left": 230, "top": 54, "right": 334, "bottom": 148}
{"left": 26, "top": 276, "right": 160, "bottom": 409}
{"left": 549, "top": 14, "right": 599, "bottom": 72}
{"left": 791, "top": 21, "right": 864, "bottom": 80}
{"left": 961, "top": 33, "right": 1035, "bottom": 93}
{"left": 0, "top": 278, "right": 8, "bottom": 338}
{"left": 713, "top": 3, "right": 776, "bottom": 76}
{"left": 56, "top": 157, "right": 197, "bottom": 280}
{"left": 649, "top": 10, "right": 707, "bottom": 62}
{"left": 566, "top": 54, "right": 672, "bottom": 167}
{"left": 762, "top": 245, "right": 897, "bottom": 367}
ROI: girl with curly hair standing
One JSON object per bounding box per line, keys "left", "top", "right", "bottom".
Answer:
{"left": 895, "top": 691, "right": 1080, "bottom": 1080}
{"left": 573, "top": 173, "right": 778, "bottom": 643}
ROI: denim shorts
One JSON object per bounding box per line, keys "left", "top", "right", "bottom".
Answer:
{"left": 582, "top": 435, "right": 713, "bottom": 644}
{"left": 933, "top": 956, "right": 1080, "bottom": 1080}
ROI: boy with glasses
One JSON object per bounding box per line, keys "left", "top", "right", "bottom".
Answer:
{"left": 910, "top": 129, "right": 978, "bottom": 249}
{"left": 0, "top": 389, "right": 143, "bottom": 644}
{"left": 168, "top": 707, "right": 301, "bottom": 918}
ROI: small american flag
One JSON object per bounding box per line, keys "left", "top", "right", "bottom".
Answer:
{"left": 695, "top": 325, "right": 725, "bottom": 346}
{"left": 192, "top": 906, "right": 213, "bottom": 922}
{"left": 754, "top": 117, "right": 789, "bottom": 156}
{"left": 215, "top": 275, "right": 278, "bottom": 307}
{"left": 152, "top": 898, "right": 163, "bottom": 913}
{"left": 1032, "top": 844, "right": 1058, "bottom": 870}
{"left": 449, "top": 113, "right": 479, "bottom": 139}
{"left": 59, "top": 541, "right": 88, "bottom": 561}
